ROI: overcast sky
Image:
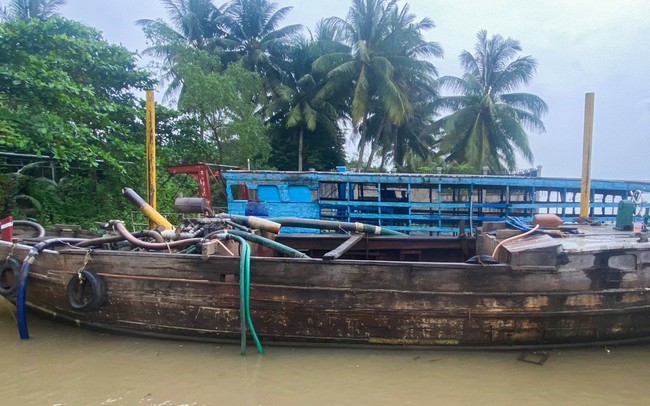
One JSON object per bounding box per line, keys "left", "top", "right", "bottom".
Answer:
{"left": 59, "top": 0, "right": 650, "bottom": 181}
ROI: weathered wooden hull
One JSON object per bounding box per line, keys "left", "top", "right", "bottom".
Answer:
{"left": 3, "top": 239, "right": 650, "bottom": 349}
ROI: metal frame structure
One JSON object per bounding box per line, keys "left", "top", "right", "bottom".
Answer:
{"left": 224, "top": 170, "right": 650, "bottom": 234}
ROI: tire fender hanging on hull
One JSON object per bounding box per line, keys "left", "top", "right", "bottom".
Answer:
{"left": 0, "top": 257, "right": 20, "bottom": 297}
{"left": 66, "top": 269, "right": 107, "bottom": 312}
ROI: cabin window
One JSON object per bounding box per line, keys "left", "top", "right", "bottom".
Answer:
{"left": 410, "top": 185, "right": 438, "bottom": 203}
{"left": 609, "top": 254, "right": 637, "bottom": 270}
{"left": 477, "top": 187, "right": 508, "bottom": 216}
{"left": 319, "top": 182, "right": 341, "bottom": 200}
{"left": 353, "top": 183, "right": 378, "bottom": 201}
{"left": 229, "top": 184, "right": 248, "bottom": 200}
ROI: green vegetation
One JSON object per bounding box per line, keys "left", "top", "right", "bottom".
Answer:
{"left": 0, "top": 0, "right": 547, "bottom": 227}
{"left": 1, "top": 0, "right": 65, "bottom": 21}
{"left": 437, "top": 30, "right": 547, "bottom": 173}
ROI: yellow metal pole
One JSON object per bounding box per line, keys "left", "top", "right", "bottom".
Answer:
{"left": 146, "top": 90, "right": 157, "bottom": 229}
{"left": 580, "top": 92, "right": 595, "bottom": 220}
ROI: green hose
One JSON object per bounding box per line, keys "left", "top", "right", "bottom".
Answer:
{"left": 243, "top": 239, "right": 263, "bottom": 354}
{"left": 227, "top": 229, "right": 310, "bottom": 259}
{"left": 217, "top": 233, "right": 263, "bottom": 355}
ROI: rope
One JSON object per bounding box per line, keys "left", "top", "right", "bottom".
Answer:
{"left": 77, "top": 251, "right": 92, "bottom": 280}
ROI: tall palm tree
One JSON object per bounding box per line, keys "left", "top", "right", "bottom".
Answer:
{"left": 218, "top": 0, "right": 302, "bottom": 81}
{"left": 314, "top": 0, "right": 441, "bottom": 171}
{"left": 139, "top": 0, "right": 224, "bottom": 49}
{"left": 265, "top": 25, "right": 347, "bottom": 171}
{"left": 1, "top": 0, "right": 65, "bottom": 20}
{"left": 138, "top": 0, "right": 226, "bottom": 99}
{"left": 372, "top": 3, "right": 442, "bottom": 169}
{"left": 437, "top": 30, "right": 547, "bottom": 173}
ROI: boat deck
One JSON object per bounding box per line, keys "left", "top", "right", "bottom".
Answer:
{"left": 501, "top": 225, "right": 649, "bottom": 254}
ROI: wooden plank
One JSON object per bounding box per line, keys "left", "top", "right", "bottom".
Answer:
{"left": 323, "top": 233, "right": 365, "bottom": 261}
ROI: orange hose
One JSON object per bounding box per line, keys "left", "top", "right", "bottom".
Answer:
{"left": 492, "top": 224, "right": 540, "bottom": 258}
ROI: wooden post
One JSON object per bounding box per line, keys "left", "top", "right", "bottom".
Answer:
{"left": 580, "top": 92, "right": 595, "bottom": 220}
{"left": 146, "top": 90, "right": 157, "bottom": 229}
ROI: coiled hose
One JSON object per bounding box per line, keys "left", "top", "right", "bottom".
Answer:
{"left": 14, "top": 220, "right": 46, "bottom": 238}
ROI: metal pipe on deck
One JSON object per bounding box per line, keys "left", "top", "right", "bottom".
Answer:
{"left": 122, "top": 188, "right": 173, "bottom": 230}
{"left": 268, "top": 217, "right": 407, "bottom": 236}
{"left": 110, "top": 221, "right": 199, "bottom": 250}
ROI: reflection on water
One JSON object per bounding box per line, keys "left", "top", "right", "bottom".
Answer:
{"left": 1, "top": 299, "right": 649, "bottom": 406}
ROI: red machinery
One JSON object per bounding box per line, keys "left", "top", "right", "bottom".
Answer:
{"left": 166, "top": 163, "right": 246, "bottom": 210}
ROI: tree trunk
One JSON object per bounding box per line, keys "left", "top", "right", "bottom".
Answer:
{"left": 378, "top": 147, "right": 389, "bottom": 171}
{"left": 298, "top": 127, "right": 304, "bottom": 171}
{"left": 365, "top": 141, "right": 377, "bottom": 170}
{"left": 355, "top": 121, "right": 368, "bottom": 172}
{"left": 364, "top": 115, "right": 388, "bottom": 171}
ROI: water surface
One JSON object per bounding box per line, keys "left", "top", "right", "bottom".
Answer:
{"left": 1, "top": 300, "right": 649, "bottom": 405}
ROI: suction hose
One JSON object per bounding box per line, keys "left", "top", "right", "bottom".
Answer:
{"left": 13, "top": 220, "right": 46, "bottom": 238}
{"left": 267, "top": 217, "right": 406, "bottom": 236}
{"left": 122, "top": 188, "right": 173, "bottom": 230}
{"left": 225, "top": 229, "right": 310, "bottom": 259}
{"left": 16, "top": 238, "right": 85, "bottom": 339}
{"left": 109, "top": 221, "right": 201, "bottom": 250}
{"left": 75, "top": 230, "right": 164, "bottom": 248}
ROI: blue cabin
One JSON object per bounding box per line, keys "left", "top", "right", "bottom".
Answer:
{"left": 224, "top": 170, "right": 650, "bottom": 235}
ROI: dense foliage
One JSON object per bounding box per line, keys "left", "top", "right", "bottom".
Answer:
{"left": 0, "top": 16, "right": 184, "bottom": 226}
{"left": 0, "top": 0, "right": 548, "bottom": 227}
{"left": 0, "top": 18, "right": 152, "bottom": 170}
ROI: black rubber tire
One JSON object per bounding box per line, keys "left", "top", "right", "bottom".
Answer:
{"left": 66, "top": 269, "right": 107, "bottom": 312}
{"left": 0, "top": 257, "right": 21, "bottom": 297}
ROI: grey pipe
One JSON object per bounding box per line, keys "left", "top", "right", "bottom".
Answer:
{"left": 267, "top": 217, "right": 406, "bottom": 236}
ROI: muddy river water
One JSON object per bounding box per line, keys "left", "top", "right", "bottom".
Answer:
{"left": 1, "top": 300, "right": 649, "bottom": 405}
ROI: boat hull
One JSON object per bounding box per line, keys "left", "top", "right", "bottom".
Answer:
{"left": 4, "top": 241, "right": 650, "bottom": 348}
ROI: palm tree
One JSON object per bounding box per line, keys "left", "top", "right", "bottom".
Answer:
{"left": 265, "top": 21, "right": 349, "bottom": 171}
{"left": 1, "top": 0, "right": 65, "bottom": 21}
{"left": 139, "top": 0, "right": 223, "bottom": 49}
{"left": 372, "top": 3, "right": 442, "bottom": 169}
{"left": 138, "top": 0, "right": 226, "bottom": 99}
{"left": 437, "top": 30, "right": 547, "bottom": 173}
{"left": 314, "top": 0, "right": 441, "bottom": 171}
{"left": 218, "top": 0, "right": 302, "bottom": 81}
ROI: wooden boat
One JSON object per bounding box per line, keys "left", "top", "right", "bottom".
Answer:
{"left": 1, "top": 215, "right": 650, "bottom": 351}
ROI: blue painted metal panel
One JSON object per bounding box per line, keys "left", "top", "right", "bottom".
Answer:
{"left": 287, "top": 185, "right": 313, "bottom": 202}
{"left": 257, "top": 185, "right": 280, "bottom": 202}
{"left": 223, "top": 171, "right": 650, "bottom": 235}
